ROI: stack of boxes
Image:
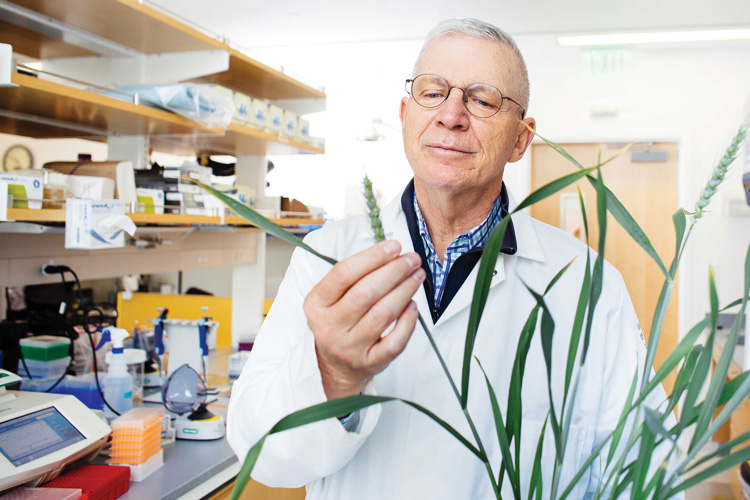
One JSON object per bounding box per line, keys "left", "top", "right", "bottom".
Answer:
{"left": 227, "top": 87, "right": 313, "bottom": 144}
{"left": 134, "top": 165, "right": 212, "bottom": 215}
{"left": 18, "top": 336, "right": 71, "bottom": 389}
{"left": 108, "top": 408, "right": 165, "bottom": 481}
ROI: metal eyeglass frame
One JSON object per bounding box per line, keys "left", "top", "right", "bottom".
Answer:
{"left": 405, "top": 73, "right": 526, "bottom": 119}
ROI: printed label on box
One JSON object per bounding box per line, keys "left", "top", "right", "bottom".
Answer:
{"left": 0, "top": 173, "right": 43, "bottom": 209}
{"left": 65, "top": 199, "right": 137, "bottom": 250}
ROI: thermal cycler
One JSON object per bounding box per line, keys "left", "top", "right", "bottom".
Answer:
{"left": 0, "top": 369, "right": 111, "bottom": 493}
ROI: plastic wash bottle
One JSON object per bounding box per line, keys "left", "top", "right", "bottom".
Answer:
{"left": 98, "top": 327, "right": 133, "bottom": 419}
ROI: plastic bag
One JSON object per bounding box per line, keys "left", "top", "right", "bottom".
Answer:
{"left": 120, "top": 83, "right": 234, "bottom": 128}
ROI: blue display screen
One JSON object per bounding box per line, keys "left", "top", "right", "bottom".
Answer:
{"left": 0, "top": 407, "right": 85, "bottom": 467}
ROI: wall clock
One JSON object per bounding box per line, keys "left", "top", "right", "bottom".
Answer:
{"left": 2, "top": 144, "right": 33, "bottom": 172}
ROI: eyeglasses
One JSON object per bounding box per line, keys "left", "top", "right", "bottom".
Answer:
{"left": 405, "top": 73, "right": 526, "bottom": 119}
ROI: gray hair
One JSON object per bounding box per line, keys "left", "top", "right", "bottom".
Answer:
{"left": 413, "top": 18, "right": 530, "bottom": 111}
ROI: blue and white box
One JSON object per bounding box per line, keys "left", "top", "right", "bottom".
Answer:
{"left": 266, "top": 105, "right": 283, "bottom": 134}
{"left": 249, "top": 98, "right": 268, "bottom": 129}
{"left": 282, "top": 110, "right": 297, "bottom": 139}
{"left": 232, "top": 92, "right": 251, "bottom": 125}
{"left": 65, "top": 199, "right": 137, "bottom": 250}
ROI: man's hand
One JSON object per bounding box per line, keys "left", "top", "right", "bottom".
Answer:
{"left": 304, "top": 240, "right": 425, "bottom": 400}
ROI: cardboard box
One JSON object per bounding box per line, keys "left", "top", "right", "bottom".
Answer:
{"left": 136, "top": 187, "right": 165, "bottom": 214}
{"left": 232, "top": 92, "right": 252, "bottom": 125}
{"left": 297, "top": 119, "right": 310, "bottom": 142}
{"left": 0, "top": 180, "right": 8, "bottom": 220}
{"left": 266, "top": 105, "right": 283, "bottom": 134}
{"left": 0, "top": 172, "right": 43, "bottom": 209}
{"left": 248, "top": 99, "right": 268, "bottom": 129}
{"left": 44, "top": 161, "right": 137, "bottom": 204}
{"left": 282, "top": 110, "right": 297, "bottom": 139}
{"left": 66, "top": 174, "right": 115, "bottom": 200}
{"left": 65, "top": 199, "right": 137, "bottom": 250}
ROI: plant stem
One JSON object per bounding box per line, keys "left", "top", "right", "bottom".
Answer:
{"left": 364, "top": 176, "right": 498, "bottom": 494}
{"left": 416, "top": 314, "right": 461, "bottom": 402}
{"left": 463, "top": 406, "right": 500, "bottom": 494}
{"left": 418, "top": 314, "right": 500, "bottom": 495}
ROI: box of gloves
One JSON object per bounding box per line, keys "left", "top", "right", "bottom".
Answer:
{"left": 65, "top": 199, "right": 137, "bottom": 250}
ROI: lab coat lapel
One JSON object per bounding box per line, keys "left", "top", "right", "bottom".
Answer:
{"left": 434, "top": 254, "right": 506, "bottom": 327}
{"left": 434, "top": 190, "right": 546, "bottom": 327}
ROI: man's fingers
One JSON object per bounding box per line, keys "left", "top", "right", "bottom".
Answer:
{"left": 308, "top": 240, "right": 402, "bottom": 307}
{"left": 334, "top": 252, "right": 422, "bottom": 326}
{"left": 367, "top": 301, "right": 420, "bottom": 368}
{"left": 355, "top": 267, "right": 425, "bottom": 335}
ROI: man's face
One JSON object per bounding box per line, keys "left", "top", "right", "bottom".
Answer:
{"left": 400, "top": 35, "right": 535, "bottom": 197}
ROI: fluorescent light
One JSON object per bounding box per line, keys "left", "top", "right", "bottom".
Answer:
{"left": 558, "top": 28, "right": 750, "bottom": 47}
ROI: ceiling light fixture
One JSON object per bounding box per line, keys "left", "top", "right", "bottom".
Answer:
{"left": 558, "top": 28, "right": 750, "bottom": 47}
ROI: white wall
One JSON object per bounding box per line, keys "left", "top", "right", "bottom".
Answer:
{"left": 253, "top": 36, "right": 750, "bottom": 338}
{"left": 261, "top": 39, "right": 423, "bottom": 219}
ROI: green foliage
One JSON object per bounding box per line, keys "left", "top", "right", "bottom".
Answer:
{"left": 363, "top": 176, "right": 384, "bottom": 242}
{"left": 692, "top": 125, "right": 748, "bottom": 221}
{"left": 198, "top": 124, "right": 749, "bottom": 500}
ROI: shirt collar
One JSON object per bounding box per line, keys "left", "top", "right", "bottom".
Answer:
{"left": 400, "top": 179, "right": 518, "bottom": 256}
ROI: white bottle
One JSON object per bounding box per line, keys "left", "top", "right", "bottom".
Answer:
{"left": 102, "top": 327, "right": 133, "bottom": 419}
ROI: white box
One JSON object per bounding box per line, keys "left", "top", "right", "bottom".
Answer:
{"left": 136, "top": 188, "right": 165, "bottom": 214}
{"left": 266, "top": 105, "right": 283, "bottom": 134}
{"left": 67, "top": 175, "right": 116, "bottom": 200}
{"left": 248, "top": 99, "right": 268, "bottom": 129}
{"left": 65, "top": 199, "right": 137, "bottom": 250}
{"left": 44, "top": 161, "right": 137, "bottom": 204}
{"left": 232, "top": 93, "right": 251, "bottom": 125}
{"left": 0, "top": 180, "right": 8, "bottom": 221}
{"left": 282, "top": 110, "right": 297, "bottom": 139}
{"left": 0, "top": 172, "right": 43, "bottom": 209}
{"left": 297, "top": 119, "right": 310, "bottom": 142}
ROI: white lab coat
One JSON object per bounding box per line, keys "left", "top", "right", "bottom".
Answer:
{"left": 227, "top": 187, "right": 679, "bottom": 500}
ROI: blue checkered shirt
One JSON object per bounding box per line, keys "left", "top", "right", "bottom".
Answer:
{"left": 414, "top": 192, "right": 504, "bottom": 308}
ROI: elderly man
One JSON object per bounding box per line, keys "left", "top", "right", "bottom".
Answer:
{"left": 228, "top": 18, "right": 675, "bottom": 499}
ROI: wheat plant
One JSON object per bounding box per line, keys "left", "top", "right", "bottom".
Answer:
{"left": 195, "top": 125, "right": 749, "bottom": 499}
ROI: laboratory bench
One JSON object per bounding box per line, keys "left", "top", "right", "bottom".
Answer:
{"left": 105, "top": 424, "right": 239, "bottom": 500}
{"left": 97, "top": 346, "right": 305, "bottom": 500}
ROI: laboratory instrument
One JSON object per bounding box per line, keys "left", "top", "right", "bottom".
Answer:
{"left": 162, "top": 365, "right": 224, "bottom": 441}
{"left": 0, "top": 369, "right": 111, "bottom": 493}
{"left": 151, "top": 308, "right": 168, "bottom": 380}
{"left": 160, "top": 317, "right": 218, "bottom": 378}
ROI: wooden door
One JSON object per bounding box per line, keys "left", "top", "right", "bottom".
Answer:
{"left": 530, "top": 142, "right": 679, "bottom": 393}
{"left": 210, "top": 479, "right": 305, "bottom": 500}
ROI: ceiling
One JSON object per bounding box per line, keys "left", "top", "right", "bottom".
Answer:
{"left": 150, "top": 0, "right": 750, "bottom": 49}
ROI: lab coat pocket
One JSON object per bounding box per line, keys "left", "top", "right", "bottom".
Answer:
{"left": 518, "top": 418, "right": 590, "bottom": 499}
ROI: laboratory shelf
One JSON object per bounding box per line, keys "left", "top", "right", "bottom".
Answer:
{"left": 0, "top": 73, "right": 223, "bottom": 139}
{"left": 5, "top": 208, "right": 324, "bottom": 228}
{"left": 0, "top": 73, "right": 324, "bottom": 155}
{"left": 5, "top": 0, "right": 326, "bottom": 103}
{"left": 199, "top": 46, "right": 326, "bottom": 102}
{"left": 0, "top": 18, "right": 98, "bottom": 60}
{"left": 151, "top": 123, "right": 325, "bottom": 156}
